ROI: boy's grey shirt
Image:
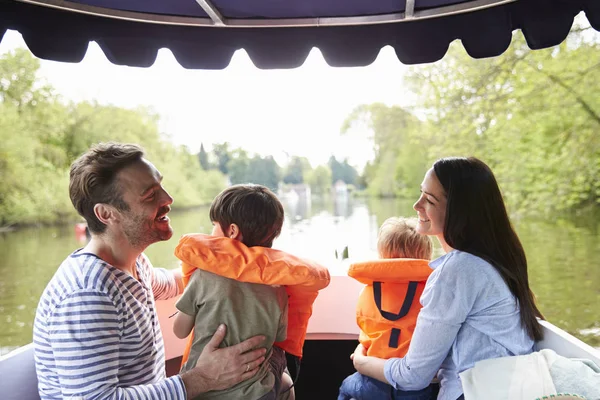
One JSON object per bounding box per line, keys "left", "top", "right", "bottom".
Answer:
{"left": 177, "top": 268, "right": 288, "bottom": 400}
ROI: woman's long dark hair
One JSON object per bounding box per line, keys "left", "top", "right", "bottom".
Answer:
{"left": 433, "top": 157, "right": 544, "bottom": 341}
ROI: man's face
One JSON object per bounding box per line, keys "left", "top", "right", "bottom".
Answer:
{"left": 115, "top": 158, "right": 173, "bottom": 249}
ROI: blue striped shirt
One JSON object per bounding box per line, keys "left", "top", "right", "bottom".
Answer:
{"left": 33, "top": 250, "right": 186, "bottom": 400}
{"left": 384, "top": 250, "right": 535, "bottom": 400}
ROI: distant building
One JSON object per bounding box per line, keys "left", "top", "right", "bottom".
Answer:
{"left": 332, "top": 180, "right": 348, "bottom": 197}
{"left": 279, "top": 183, "right": 311, "bottom": 202}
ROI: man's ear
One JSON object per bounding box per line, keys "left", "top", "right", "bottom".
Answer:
{"left": 228, "top": 223, "right": 243, "bottom": 241}
{"left": 94, "top": 203, "right": 118, "bottom": 226}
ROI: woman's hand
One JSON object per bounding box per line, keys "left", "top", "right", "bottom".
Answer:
{"left": 181, "top": 324, "right": 267, "bottom": 398}
{"left": 351, "top": 343, "right": 367, "bottom": 366}
{"left": 350, "top": 343, "right": 387, "bottom": 383}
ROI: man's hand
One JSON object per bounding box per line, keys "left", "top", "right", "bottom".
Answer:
{"left": 181, "top": 324, "right": 266, "bottom": 398}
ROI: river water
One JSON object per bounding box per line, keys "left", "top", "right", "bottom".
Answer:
{"left": 1, "top": 196, "right": 599, "bottom": 355}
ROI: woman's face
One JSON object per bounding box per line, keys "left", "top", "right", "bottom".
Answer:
{"left": 413, "top": 168, "right": 447, "bottom": 240}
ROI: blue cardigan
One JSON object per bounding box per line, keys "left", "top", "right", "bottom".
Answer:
{"left": 384, "top": 250, "right": 535, "bottom": 400}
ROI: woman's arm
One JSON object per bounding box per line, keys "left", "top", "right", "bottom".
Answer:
{"left": 352, "top": 344, "right": 388, "bottom": 383}
{"left": 360, "top": 253, "right": 482, "bottom": 391}
{"left": 382, "top": 316, "right": 461, "bottom": 390}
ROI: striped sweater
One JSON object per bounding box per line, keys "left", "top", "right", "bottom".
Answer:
{"left": 33, "top": 250, "right": 186, "bottom": 399}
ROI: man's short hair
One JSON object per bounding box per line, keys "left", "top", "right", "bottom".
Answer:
{"left": 377, "top": 217, "right": 433, "bottom": 260}
{"left": 69, "top": 142, "right": 144, "bottom": 234}
{"left": 209, "top": 184, "right": 284, "bottom": 248}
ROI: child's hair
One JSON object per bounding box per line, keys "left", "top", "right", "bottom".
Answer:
{"left": 209, "top": 184, "right": 284, "bottom": 248}
{"left": 377, "top": 217, "right": 433, "bottom": 260}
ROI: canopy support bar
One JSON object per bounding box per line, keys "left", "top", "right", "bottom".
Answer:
{"left": 406, "top": 0, "right": 415, "bottom": 19}
{"left": 194, "top": 0, "right": 225, "bottom": 26}
{"left": 15, "top": 0, "right": 517, "bottom": 28}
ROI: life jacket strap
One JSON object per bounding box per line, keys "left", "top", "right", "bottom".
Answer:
{"left": 372, "top": 281, "right": 418, "bottom": 321}
{"left": 389, "top": 328, "right": 401, "bottom": 348}
{"left": 282, "top": 354, "right": 301, "bottom": 394}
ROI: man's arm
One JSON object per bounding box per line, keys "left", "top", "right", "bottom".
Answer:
{"left": 48, "top": 290, "right": 187, "bottom": 399}
{"left": 172, "top": 271, "right": 269, "bottom": 397}
{"left": 172, "top": 268, "right": 184, "bottom": 294}
{"left": 142, "top": 253, "right": 182, "bottom": 300}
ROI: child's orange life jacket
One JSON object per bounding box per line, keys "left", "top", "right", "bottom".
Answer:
{"left": 175, "top": 233, "right": 331, "bottom": 365}
{"left": 348, "top": 258, "right": 432, "bottom": 358}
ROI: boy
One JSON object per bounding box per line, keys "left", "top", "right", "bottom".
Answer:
{"left": 173, "top": 184, "right": 294, "bottom": 400}
{"left": 338, "top": 217, "right": 434, "bottom": 400}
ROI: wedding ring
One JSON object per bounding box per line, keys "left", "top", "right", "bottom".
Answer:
{"left": 245, "top": 363, "right": 250, "bottom": 372}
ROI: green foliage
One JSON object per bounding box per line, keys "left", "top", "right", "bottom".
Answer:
{"left": 212, "top": 142, "right": 231, "bottom": 175}
{"left": 197, "top": 143, "right": 211, "bottom": 170}
{"left": 283, "top": 156, "right": 311, "bottom": 184}
{"left": 342, "top": 103, "right": 428, "bottom": 198}
{"left": 0, "top": 49, "right": 226, "bottom": 227}
{"left": 305, "top": 165, "right": 332, "bottom": 195}
{"left": 347, "top": 28, "right": 600, "bottom": 216}
{"left": 249, "top": 156, "right": 281, "bottom": 191}
{"left": 334, "top": 245, "right": 349, "bottom": 261}
{"left": 328, "top": 156, "right": 359, "bottom": 186}
{"left": 227, "top": 148, "right": 250, "bottom": 185}
{"left": 225, "top": 147, "right": 282, "bottom": 191}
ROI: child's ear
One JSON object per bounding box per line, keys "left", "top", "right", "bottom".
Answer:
{"left": 228, "top": 224, "right": 243, "bottom": 241}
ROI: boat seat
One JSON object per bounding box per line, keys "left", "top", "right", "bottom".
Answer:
{"left": 0, "top": 344, "right": 41, "bottom": 400}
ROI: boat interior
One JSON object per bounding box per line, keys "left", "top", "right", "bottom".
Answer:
{"left": 2, "top": 275, "right": 599, "bottom": 400}
{"left": 1, "top": 0, "right": 599, "bottom": 399}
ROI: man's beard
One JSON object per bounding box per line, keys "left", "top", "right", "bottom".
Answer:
{"left": 122, "top": 211, "right": 171, "bottom": 249}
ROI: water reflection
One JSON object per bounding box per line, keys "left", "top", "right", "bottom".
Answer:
{"left": 0, "top": 197, "right": 599, "bottom": 355}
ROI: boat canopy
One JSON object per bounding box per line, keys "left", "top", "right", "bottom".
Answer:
{"left": 0, "top": 0, "right": 598, "bottom": 69}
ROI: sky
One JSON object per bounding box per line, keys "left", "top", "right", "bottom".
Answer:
{"left": 0, "top": 29, "right": 414, "bottom": 170}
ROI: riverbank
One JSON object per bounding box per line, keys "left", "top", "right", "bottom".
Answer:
{"left": 0, "top": 203, "right": 214, "bottom": 234}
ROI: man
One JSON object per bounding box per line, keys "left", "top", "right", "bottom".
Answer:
{"left": 33, "top": 142, "right": 266, "bottom": 399}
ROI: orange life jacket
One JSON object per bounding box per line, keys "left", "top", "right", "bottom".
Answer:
{"left": 175, "top": 233, "right": 331, "bottom": 365}
{"left": 348, "top": 258, "right": 432, "bottom": 359}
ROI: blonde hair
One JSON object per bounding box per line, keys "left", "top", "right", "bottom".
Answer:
{"left": 377, "top": 217, "right": 433, "bottom": 260}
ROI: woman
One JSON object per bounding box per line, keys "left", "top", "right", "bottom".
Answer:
{"left": 351, "top": 157, "right": 544, "bottom": 400}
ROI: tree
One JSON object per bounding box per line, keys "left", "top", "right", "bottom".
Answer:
{"left": 212, "top": 142, "right": 231, "bottom": 175}
{"left": 341, "top": 28, "right": 600, "bottom": 213}
{"left": 305, "top": 165, "right": 332, "bottom": 195}
{"left": 340, "top": 159, "right": 358, "bottom": 186}
{"left": 0, "top": 48, "right": 53, "bottom": 112}
{"left": 328, "top": 156, "right": 359, "bottom": 186}
{"left": 248, "top": 155, "right": 281, "bottom": 191}
{"left": 0, "top": 49, "right": 227, "bottom": 226}
{"left": 341, "top": 103, "right": 427, "bottom": 197}
{"left": 198, "top": 143, "right": 211, "bottom": 170}
{"left": 283, "top": 156, "right": 311, "bottom": 184}
{"left": 328, "top": 156, "right": 342, "bottom": 184}
{"left": 227, "top": 149, "right": 250, "bottom": 185}
{"left": 402, "top": 28, "right": 600, "bottom": 215}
